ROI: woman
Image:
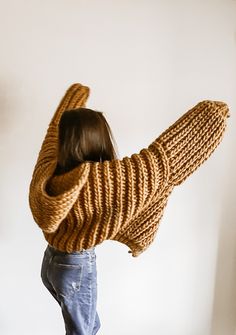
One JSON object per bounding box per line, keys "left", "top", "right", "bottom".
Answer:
{"left": 40, "top": 106, "right": 117, "bottom": 334}
{"left": 29, "top": 83, "right": 229, "bottom": 335}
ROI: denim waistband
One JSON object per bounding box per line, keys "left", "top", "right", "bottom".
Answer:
{"left": 47, "top": 244, "right": 95, "bottom": 256}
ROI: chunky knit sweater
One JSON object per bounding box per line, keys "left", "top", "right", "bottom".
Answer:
{"left": 28, "top": 83, "right": 230, "bottom": 257}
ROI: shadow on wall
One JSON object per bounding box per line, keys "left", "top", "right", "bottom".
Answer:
{"left": 210, "top": 151, "right": 236, "bottom": 335}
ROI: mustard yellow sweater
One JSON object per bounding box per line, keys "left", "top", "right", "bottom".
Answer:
{"left": 28, "top": 83, "right": 230, "bottom": 257}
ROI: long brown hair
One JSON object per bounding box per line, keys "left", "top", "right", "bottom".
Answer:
{"left": 54, "top": 107, "right": 119, "bottom": 175}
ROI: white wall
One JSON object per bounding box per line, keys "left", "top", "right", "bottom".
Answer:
{"left": 0, "top": 1, "right": 235, "bottom": 334}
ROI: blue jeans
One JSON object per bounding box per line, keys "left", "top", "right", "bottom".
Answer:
{"left": 41, "top": 244, "right": 101, "bottom": 335}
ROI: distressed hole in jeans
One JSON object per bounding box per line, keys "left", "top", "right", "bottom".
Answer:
{"left": 72, "top": 281, "right": 81, "bottom": 291}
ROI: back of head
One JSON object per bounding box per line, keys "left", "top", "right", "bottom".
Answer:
{"left": 54, "top": 107, "right": 119, "bottom": 175}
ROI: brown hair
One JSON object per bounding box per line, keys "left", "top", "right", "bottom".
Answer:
{"left": 54, "top": 107, "right": 119, "bottom": 175}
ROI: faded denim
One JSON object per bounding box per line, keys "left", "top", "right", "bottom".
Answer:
{"left": 41, "top": 244, "right": 101, "bottom": 335}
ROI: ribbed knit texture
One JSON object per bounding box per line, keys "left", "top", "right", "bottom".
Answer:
{"left": 28, "top": 83, "right": 230, "bottom": 257}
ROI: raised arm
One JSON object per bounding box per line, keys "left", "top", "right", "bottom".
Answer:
{"left": 29, "top": 84, "right": 91, "bottom": 233}
{"left": 151, "top": 100, "right": 230, "bottom": 186}
{"left": 32, "top": 83, "right": 90, "bottom": 171}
